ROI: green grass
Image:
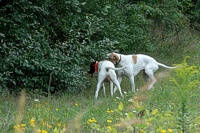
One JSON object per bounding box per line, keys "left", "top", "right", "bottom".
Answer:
{"left": 0, "top": 30, "right": 200, "bottom": 133}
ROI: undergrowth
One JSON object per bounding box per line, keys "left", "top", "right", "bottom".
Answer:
{"left": 0, "top": 56, "right": 199, "bottom": 133}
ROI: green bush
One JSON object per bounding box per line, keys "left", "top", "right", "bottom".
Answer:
{"left": 0, "top": 0, "right": 198, "bottom": 93}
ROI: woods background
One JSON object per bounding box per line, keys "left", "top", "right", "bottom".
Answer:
{"left": 0, "top": 0, "right": 200, "bottom": 93}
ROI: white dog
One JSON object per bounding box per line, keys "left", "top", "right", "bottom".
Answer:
{"left": 107, "top": 53, "right": 177, "bottom": 92}
{"left": 88, "top": 60, "right": 126, "bottom": 99}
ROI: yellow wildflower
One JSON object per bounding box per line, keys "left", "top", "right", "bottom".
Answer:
{"left": 92, "top": 118, "right": 97, "bottom": 122}
{"left": 14, "top": 124, "right": 25, "bottom": 132}
{"left": 87, "top": 118, "right": 97, "bottom": 124}
{"left": 41, "top": 130, "right": 48, "bottom": 133}
{"left": 57, "top": 123, "right": 62, "bottom": 127}
{"left": 20, "top": 124, "right": 26, "bottom": 127}
{"left": 55, "top": 108, "right": 58, "bottom": 111}
{"left": 146, "top": 121, "right": 150, "bottom": 125}
{"left": 115, "top": 123, "right": 121, "bottom": 127}
{"left": 161, "top": 129, "right": 166, "bottom": 133}
{"left": 140, "top": 129, "right": 145, "bottom": 133}
{"left": 42, "top": 121, "right": 46, "bottom": 126}
{"left": 168, "top": 128, "right": 173, "bottom": 132}
{"left": 48, "top": 125, "right": 52, "bottom": 129}
{"left": 14, "top": 124, "right": 20, "bottom": 131}
{"left": 107, "top": 119, "right": 112, "bottom": 123}
{"left": 37, "top": 129, "right": 41, "bottom": 132}
{"left": 37, "top": 129, "right": 48, "bottom": 133}
{"left": 30, "top": 118, "right": 35, "bottom": 127}
{"left": 107, "top": 109, "right": 114, "bottom": 113}
{"left": 75, "top": 103, "right": 78, "bottom": 106}
{"left": 107, "top": 126, "right": 111, "bottom": 130}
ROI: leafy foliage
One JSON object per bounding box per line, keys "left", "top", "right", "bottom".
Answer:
{"left": 0, "top": 0, "right": 199, "bottom": 93}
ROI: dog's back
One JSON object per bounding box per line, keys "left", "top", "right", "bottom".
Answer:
{"left": 99, "top": 60, "right": 115, "bottom": 73}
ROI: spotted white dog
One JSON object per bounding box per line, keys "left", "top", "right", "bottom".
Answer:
{"left": 107, "top": 53, "right": 177, "bottom": 92}
{"left": 88, "top": 60, "right": 126, "bottom": 99}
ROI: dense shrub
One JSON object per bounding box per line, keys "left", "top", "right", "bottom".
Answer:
{"left": 0, "top": 0, "right": 199, "bottom": 93}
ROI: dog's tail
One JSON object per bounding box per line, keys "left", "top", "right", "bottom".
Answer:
{"left": 157, "top": 62, "right": 178, "bottom": 69}
{"left": 105, "top": 66, "right": 127, "bottom": 71}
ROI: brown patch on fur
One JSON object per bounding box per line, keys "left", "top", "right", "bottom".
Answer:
{"left": 132, "top": 55, "right": 137, "bottom": 64}
{"left": 109, "top": 53, "right": 119, "bottom": 63}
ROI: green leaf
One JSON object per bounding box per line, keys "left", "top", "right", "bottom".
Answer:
{"left": 118, "top": 102, "right": 123, "bottom": 111}
{"left": 152, "top": 109, "right": 158, "bottom": 115}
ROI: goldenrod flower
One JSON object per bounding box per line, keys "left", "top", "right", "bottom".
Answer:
{"left": 161, "top": 129, "right": 166, "bottom": 133}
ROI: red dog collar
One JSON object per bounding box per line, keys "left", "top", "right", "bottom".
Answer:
{"left": 94, "top": 61, "right": 98, "bottom": 72}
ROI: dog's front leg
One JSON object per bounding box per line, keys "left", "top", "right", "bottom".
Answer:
{"left": 129, "top": 76, "right": 135, "bottom": 92}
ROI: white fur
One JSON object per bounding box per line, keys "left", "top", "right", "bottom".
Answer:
{"left": 107, "top": 53, "right": 177, "bottom": 92}
{"left": 95, "top": 60, "right": 126, "bottom": 99}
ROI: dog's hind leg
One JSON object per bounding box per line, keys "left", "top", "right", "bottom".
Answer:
{"left": 145, "top": 70, "right": 157, "bottom": 90}
{"left": 145, "top": 65, "right": 158, "bottom": 90}
{"left": 143, "top": 70, "right": 150, "bottom": 83}
{"left": 113, "top": 76, "right": 123, "bottom": 94}
{"left": 95, "top": 78, "right": 104, "bottom": 99}
{"left": 111, "top": 78, "right": 123, "bottom": 97}
{"left": 110, "top": 81, "right": 114, "bottom": 97}
{"left": 147, "top": 75, "right": 157, "bottom": 90}
{"left": 103, "top": 83, "right": 106, "bottom": 96}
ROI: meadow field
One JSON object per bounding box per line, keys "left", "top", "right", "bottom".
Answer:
{"left": 0, "top": 33, "right": 200, "bottom": 133}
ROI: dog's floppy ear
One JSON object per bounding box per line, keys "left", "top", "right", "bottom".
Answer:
{"left": 106, "top": 53, "right": 114, "bottom": 60}
{"left": 88, "top": 61, "right": 96, "bottom": 77}
{"left": 107, "top": 53, "right": 118, "bottom": 63}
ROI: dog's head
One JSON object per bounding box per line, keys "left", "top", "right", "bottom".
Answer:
{"left": 106, "top": 53, "right": 120, "bottom": 64}
{"left": 88, "top": 61, "right": 98, "bottom": 77}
